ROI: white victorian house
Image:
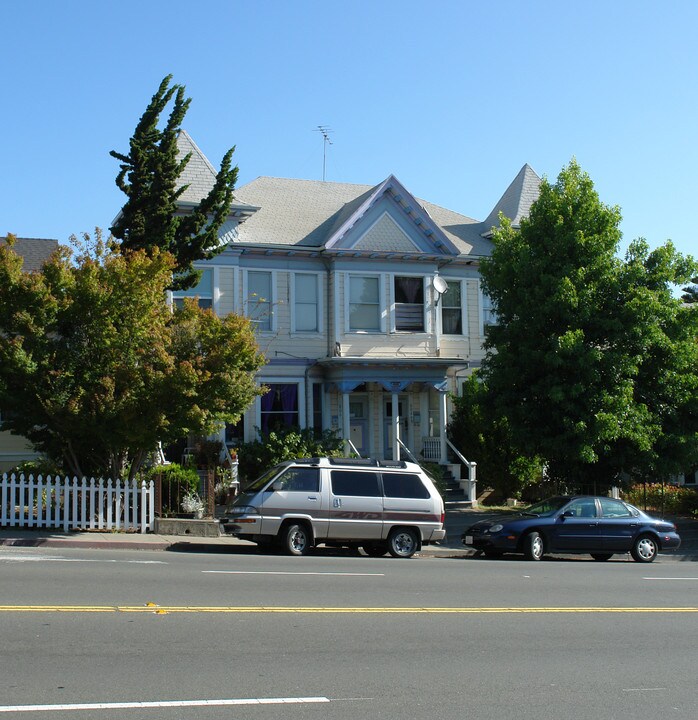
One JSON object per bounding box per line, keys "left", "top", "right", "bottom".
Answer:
{"left": 172, "top": 132, "right": 541, "bottom": 492}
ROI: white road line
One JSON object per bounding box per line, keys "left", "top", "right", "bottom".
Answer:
{"left": 0, "top": 556, "right": 166, "bottom": 564}
{"left": 643, "top": 577, "right": 698, "bottom": 581}
{"left": 202, "top": 570, "right": 384, "bottom": 576}
{"left": 0, "top": 696, "right": 330, "bottom": 713}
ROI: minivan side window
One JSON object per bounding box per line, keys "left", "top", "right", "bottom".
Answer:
{"left": 330, "top": 470, "right": 381, "bottom": 497}
{"left": 382, "top": 473, "right": 430, "bottom": 499}
{"left": 273, "top": 467, "right": 320, "bottom": 493}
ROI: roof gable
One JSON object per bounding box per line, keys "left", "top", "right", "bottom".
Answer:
{"left": 0, "top": 237, "right": 59, "bottom": 272}
{"left": 324, "top": 175, "right": 460, "bottom": 255}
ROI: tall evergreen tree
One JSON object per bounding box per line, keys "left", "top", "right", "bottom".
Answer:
{"left": 110, "top": 75, "right": 238, "bottom": 289}
{"left": 681, "top": 277, "right": 698, "bottom": 303}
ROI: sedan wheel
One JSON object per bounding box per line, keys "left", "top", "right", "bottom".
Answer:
{"left": 631, "top": 534, "right": 658, "bottom": 563}
{"left": 523, "top": 531, "right": 544, "bottom": 561}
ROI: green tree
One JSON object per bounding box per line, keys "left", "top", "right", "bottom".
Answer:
{"left": 110, "top": 75, "right": 238, "bottom": 290}
{"left": 479, "top": 160, "right": 698, "bottom": 489}
{"left": 448, "top": 374, "right": 543, "bottom": 500}
{"left": 0, "top": 232, "right": 265, "bottom": 479}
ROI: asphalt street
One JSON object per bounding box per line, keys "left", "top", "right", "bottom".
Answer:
{"left": 1, "top": 545, "right": 697, "bottom": 720}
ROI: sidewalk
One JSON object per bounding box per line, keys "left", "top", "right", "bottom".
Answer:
{"left": 1, "top": 507, "right": 696, "bottom": 560}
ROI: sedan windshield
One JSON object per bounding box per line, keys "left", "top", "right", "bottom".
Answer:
{"left": 524, "top": 496, "right": 571, "bottom": 517}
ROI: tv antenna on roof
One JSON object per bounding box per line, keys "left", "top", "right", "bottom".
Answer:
{"left": 314, "top": 125, "right": 333, "bottom": 181}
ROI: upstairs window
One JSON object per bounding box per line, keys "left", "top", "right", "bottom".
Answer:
{"left": 441, "top": 281, "right": 463, "bottom": 335}
{"left": 349, "top": 275, "right": 380, "bottom": 331}
{"left": 248, "top": 271, "right": 272, "bottom": 331}
{"left": 394, "top": 276, "right": 424, "bottom": 332}
{"left": 293, "top": 273, "right": 319, "bottom": 332}
{"left": 172, "top": 268, "right": 213, "bottom": 309}
{"left": 481, "top": 289, "right": 497, "bottom": 332}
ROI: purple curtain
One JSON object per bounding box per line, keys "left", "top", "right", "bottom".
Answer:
{"left": 280, "top": 384, "right": 298, "bottom": 426}
{"left": 398, "top": 277, "right": 422, "bottom": 303}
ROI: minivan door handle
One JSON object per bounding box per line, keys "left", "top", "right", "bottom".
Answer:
{"left": 308, "top": 496, "right": 317, "bottom": 501}
{"left": 333, "top": 498, "right": 342, "bottom": 508}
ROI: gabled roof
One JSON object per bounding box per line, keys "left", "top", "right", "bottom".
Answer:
{"left": 482, "top": 164, "right": 541, "bottom": 233}
{"left": 0, "top": 237, "right": 59, "bottom": 272}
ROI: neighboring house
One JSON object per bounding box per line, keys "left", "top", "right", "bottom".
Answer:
{"left": 171, "top": 132, "right": 541, "bottom": 474}
{"left": 0, "top": 237, "right": 59, "bottom": 472}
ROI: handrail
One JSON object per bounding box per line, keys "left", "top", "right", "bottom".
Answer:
{"left": 446, "top": 437, "right": 472, "bottom": 468}
{"left": 397, "top": 437, "right": 419, "bottom": 463}
{"left": 345, "top": 438, "right": 362, "bottom": 458}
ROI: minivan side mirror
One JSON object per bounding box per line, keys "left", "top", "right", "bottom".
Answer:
{"left": 269, "top": 480, "right": 283, "bottom": 492}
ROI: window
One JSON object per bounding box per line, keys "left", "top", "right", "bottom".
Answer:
{"left": 248, "top": 271, "right": 272, "bottom": 331}
{"left": 566, "top": 499, "right": 598, "bottom": 518}
{"left": 293, "top": 273, "right": 319, "bottom": 332}
{"left": 260, "top": 383, "right": 298, "bottom": 434}
{"left": 274, "top": 467, "right": 320, "bottom": 493}
{"left": 481, "top": 290, "right": 497, "bottom": 331}
{"left": 349, "top": 275, "right": 380, "bottom": 331}
{"left": 172, "top": 268, "right": 213, "bottom": 309}
{"left": 382, "top": 473, "right": 430, "bottom": 499}
{"left": 598, "top": 498, "right": 633, "bottom": 518}
{"left": 394, "top": 276, "right": 424, "bottom": 331}
{"left": 441, "top": 281, "right": 463, "bottom": 335}
{"left": 330, "top": 470, "right": 381, "bottom": 497}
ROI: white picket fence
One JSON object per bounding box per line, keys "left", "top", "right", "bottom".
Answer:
{"left": 0, "top": 474, "right": 155, "bottom": 533}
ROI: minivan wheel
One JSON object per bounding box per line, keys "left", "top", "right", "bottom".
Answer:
{"left": 631, "top": 534, "right": 658, "bottom": 563}
{"left": 387, "top": 528, "right": 419, "bottom": 558}
{"left": 362, "top": 542, "right": 388, "bottom": 557}
{"left": 282, "top": 523, "right": 311, "bottom": 556}
{"left": 523, "top": 531, "right": 544, "bottom": 561}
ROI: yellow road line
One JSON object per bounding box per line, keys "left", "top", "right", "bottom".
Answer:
{"left": 0, "top": 605, "right": 697, "bottom": 614}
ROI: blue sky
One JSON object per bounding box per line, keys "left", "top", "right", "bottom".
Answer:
{"left": 3, "top": 0, "right": 697, "bottom": 261}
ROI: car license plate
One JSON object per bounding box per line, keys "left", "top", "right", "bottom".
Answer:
{"left": 464, "top": 535, "right": 474, "bottom": 545}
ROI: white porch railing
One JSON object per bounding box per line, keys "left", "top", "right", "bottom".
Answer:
{"left": 0, "top": 474, "right": 155, "bottom": 533}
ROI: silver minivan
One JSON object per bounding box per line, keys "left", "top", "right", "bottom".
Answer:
{"left": 223, "top": 457, "right": 446, "bottom": 558}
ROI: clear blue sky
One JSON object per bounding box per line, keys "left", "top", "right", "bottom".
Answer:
{"left": 3, "top": 0, "right": 696, "bottom": 261}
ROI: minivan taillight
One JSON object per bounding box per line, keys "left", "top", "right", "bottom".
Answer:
{"left": 440, "top": 512, "right": 445, "bottom": 525}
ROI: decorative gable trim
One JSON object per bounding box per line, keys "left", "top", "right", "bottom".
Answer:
{"left": 324, "top": 175, "right": 460, "bottom": 255}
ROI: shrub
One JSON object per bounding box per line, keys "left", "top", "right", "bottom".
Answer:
{"left": 238, "top": 428, "right": 344, "bottom": 486}
{"left": 144, "top": 463, "right": 200, "bottom": 516}
{"left": 623, "top": 483, "right": 698, "bottom": 515}
{"left": 6, "top": 458, "right": 64, "bottom": 477}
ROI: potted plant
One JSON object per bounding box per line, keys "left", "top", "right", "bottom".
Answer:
{"left": 181, "top": 491, "right": 205, "bottom": 519}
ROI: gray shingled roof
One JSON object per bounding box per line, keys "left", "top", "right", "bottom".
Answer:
{"left": 483, "top": 164, "right": 541, "bottom": 232}
{"left": 0, "top": 237, "right": 59, "bottom": 272}
{"left": 176, "top": 130, "right": 538, "bottom": 258}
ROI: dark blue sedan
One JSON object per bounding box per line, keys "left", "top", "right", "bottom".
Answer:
{"left": 462, "top": 495, "right": 681, "bottom": 562}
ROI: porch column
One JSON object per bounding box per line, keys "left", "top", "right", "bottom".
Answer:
{"left": 439, "top": 389, "right": 448, "bottom": 465}
{"left": 392, "top": 391, "right": 400, "bottom": 460}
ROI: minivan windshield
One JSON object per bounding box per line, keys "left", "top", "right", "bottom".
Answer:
{"left": 243, "top": 465, "right": 285, "bottom": 493}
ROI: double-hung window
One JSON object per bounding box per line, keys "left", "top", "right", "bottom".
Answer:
{"left": 441, "top": 281, "right": 463, "bottom": 335}
{"left": 349, "top": 275, "right": 380, "bottom": 332}
{"left": 394, "top": 276, "right": 424, "bottom": 332}
{"left": 293, "top": 273, "right": 319, "bottom": 332}
{"left": 172, "top": 268, "right": 213, "bottom": 309}
{"left": 248, "top": 271, "right": 272, "bottom": 331}
{"left": 260, "top": 383, "right": 299, "bottom": 433}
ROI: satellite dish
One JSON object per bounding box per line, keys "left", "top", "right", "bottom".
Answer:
{"left": 433, "top": 275, "right": 448, "bottom": 295}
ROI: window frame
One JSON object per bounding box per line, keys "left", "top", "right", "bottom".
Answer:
{"left": 170, "top": 267, "right": 214, "bottom": 310}
{"left": 440, "top": 278, "right": 466, "bottom": 336}
{"left": 245, "top": 269, "right": 277, "bottom": 333}
{"left": 392, "top": 274, "right": 426, "bottom": 333}
{"left": 346, "top": 272, "right": 385, "bottom": 333}
{"left": 291, "top": 271, "right": 322, "bottom": 334}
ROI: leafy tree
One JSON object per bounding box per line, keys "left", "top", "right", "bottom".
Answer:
{"left": 479, "top": 160, "right": 698, "bottom": 489}
{"left": 448, "top": 374, "right": 543, "bottom": 501}
{"left": 110, "top": 75, "right": 238, "bottom": 290}
{"left": 0, "top": 232, "right": 265, "bottom": 479}
{"left": 237, "top": 428, "right": 344, "bottom": 486}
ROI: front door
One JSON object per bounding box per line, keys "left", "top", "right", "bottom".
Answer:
{"left": 349, "top": 396, "right": 369, "bottom": 457}
{"left": 383, "top": 397, "right": 408, "bottom": 460}
{"left": 328, "top": 468, "right": 383, "bottom": 540}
